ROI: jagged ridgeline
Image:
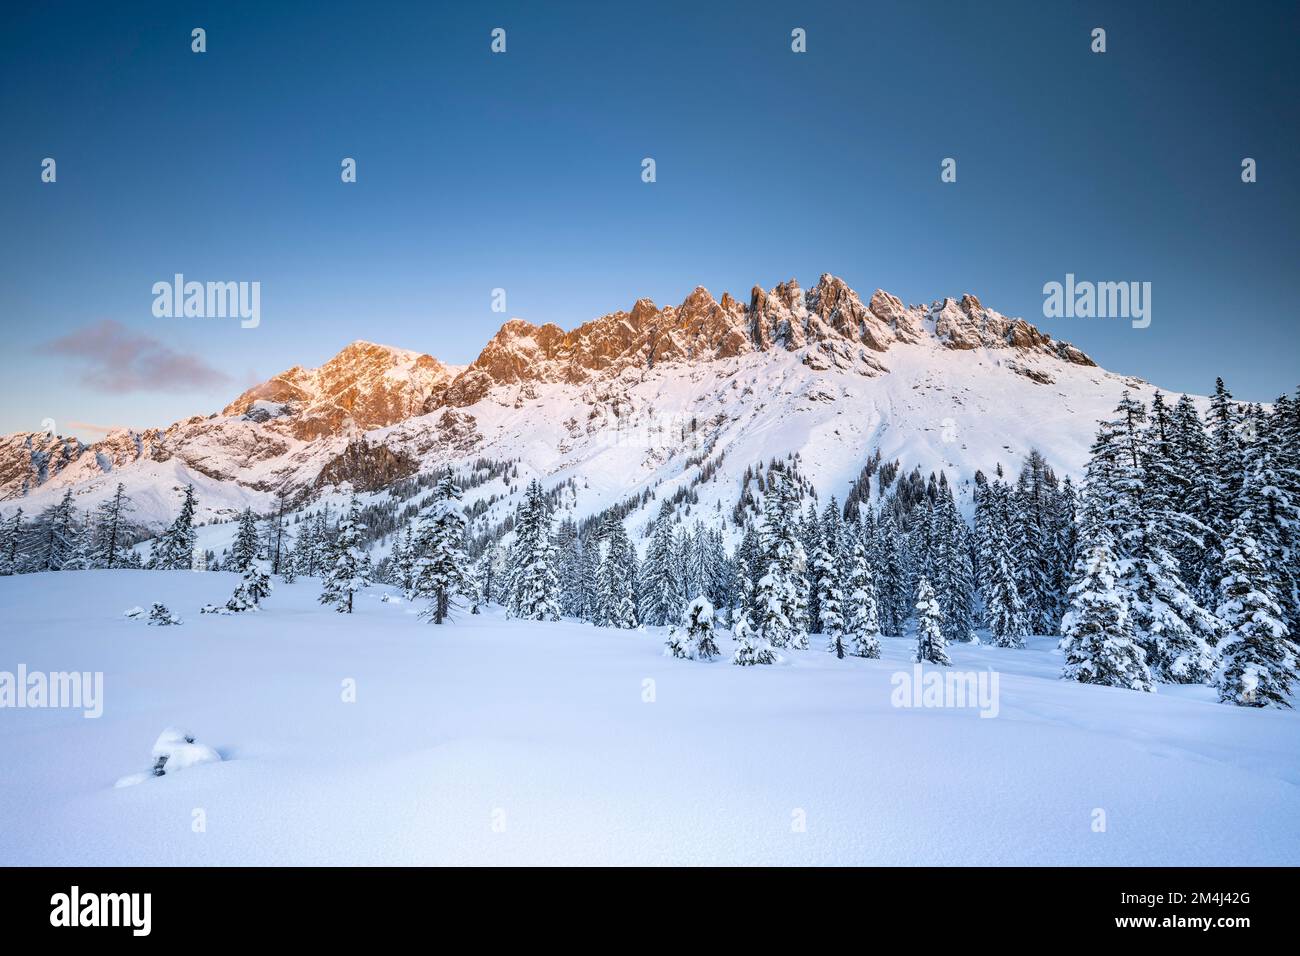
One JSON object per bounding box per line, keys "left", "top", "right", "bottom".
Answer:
{"left": 1, "top": 273, "right": 1106, "bottom": 538}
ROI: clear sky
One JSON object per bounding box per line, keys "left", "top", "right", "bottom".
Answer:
{"left": 1, "top": 0, "right": 1297, "bottom": 440}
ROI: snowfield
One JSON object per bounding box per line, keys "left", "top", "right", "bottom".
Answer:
{"left": 1, "top": 570, "right": 1297, "bottom": 866}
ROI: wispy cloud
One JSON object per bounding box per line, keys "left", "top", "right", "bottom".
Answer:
{"left": 65, "top": 420, "right": 129, "bottom": 435}
{"left": 39, "top": 320, "right": 231, "bottom": 393}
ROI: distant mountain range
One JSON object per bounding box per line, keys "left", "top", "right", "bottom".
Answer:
{"left": 0, "top": 274, "right": 1167, "bottom": 540}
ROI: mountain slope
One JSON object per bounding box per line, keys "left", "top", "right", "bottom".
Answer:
{"left": 0, "top": 275, "right": 1163, "bottom": 535}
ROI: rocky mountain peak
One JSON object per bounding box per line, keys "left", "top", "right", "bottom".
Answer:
{"left": 222, "top": 339, "right": 461, "bottom": 440}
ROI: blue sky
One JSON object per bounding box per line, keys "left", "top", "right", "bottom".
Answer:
{"left": 1, "top": 0, "right": 1297, "bottom": 439}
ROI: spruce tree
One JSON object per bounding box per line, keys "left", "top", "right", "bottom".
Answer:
{"left": 264, "top": 493, "right": 289, "bottom": 575}
{"left": 757, "top": 471, "right": 809, "bottom": 648}
{"left": 665, "top": 596, "right": 720, "bottom": 660}
{"left": 1012, "top": 452, "right": 1058, "bottom": 633}
{"left": 1059, "top": 516, "right": 1153, "bottom": 692}
{"left": 1215, "top": 518, "right": 1297, "bottom": 707}
{"left": 319, "top": 498, "right": 369, "bottom": 613}
{"left": 979, "top": 479, "right": 1027, "bottom": 648}
{"left": 732, "top": 525, "right": 763, "bottom": 628}
{"left": 151, "top": 484, "right": 198, "bottom": 570}
{"left": 934, "top": 489, "right": 977, "bottom": 643}
{"left": 731, "top": 614, "right": 780, "bottom": 666}
{"left": 1110, "top": 392, "right": 1217, "bottom": 682}
{"left": 554, "top": 520, "right": 587, "bottom": 617}
{"left": 1168, "top": 394, "right": 1217, "bottom": 600}
{"left": 843, "top": 536, "right": 882, "bottom": 659}
{"left": 26, "top": 489, "right": 78, "bottom": 572}
{"left": 61, "top": 518, "right": 95, "bottom": 571}
{"left": 0, "top": 509, "right": 24, "bottom": 575}
{"left": 474, "top": 542, "right": 502, "bottom": 609}
{"left": 93, "top": 484, "right": 133, "bottom": 569}
{"left": 228, "top": 560, "right": 273, "bottom": 611}
{"left": 814, "top": 531, "right": 846, "bottom": 657}
{"left": 1048, "top": 475, "right": 1080, "bottom": 632}
{"left": 504, "top": 480, "right": 560, "bottom": 621}
{"left": 876, "top": 512, "right": 910, "bottom": 637}
{"left": 914, "top": 577, "right": 950, "bottom": 665}
{"left": 639, "top": 501, "right": 682, "bottom": 626}
{"left": 230, "top": 507, "right": 261, "bottom": 573}
{"left": 802, "top": 504, "right": 825, "bottom": 633}
{"left": 410, "top": 476, "right": 471, "bottom": 624}
{"left": 594, "top": 514, "right": 638, "bottom": 628}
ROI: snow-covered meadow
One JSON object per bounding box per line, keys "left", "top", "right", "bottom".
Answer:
{"left": 1, "top": 569, "right": 1297, "bottom": 866}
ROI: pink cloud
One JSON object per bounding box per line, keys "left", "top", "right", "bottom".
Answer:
{"left": 39, "top": 320, "right": 232, "bottom": 393}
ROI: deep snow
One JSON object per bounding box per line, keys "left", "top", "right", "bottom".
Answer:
{"left": 1, "top": 570, "right": 1296, "bottom": 866}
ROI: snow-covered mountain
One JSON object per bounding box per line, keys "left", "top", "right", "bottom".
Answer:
{"left": 0, "top": 274, "right": 1166, "bottom": 536}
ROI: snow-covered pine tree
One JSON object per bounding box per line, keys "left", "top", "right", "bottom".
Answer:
{"left": 60, "top": 520, "right": 95, "bottom": 572}
{"left": 263, "top": 493, "right": 290, "bottom": 575}
{"left": 821, "top": 496, "right": 846, "bottom": 569}
{"left": 290, "top": 517, "right": 316, "bottom": 577}
{"left": 665, "top": 595, "right": 720, "bottom": 660}
{"left": 504, "top": 479, "right": 560, "bottom": 621}
{"left": 978, "top": 479, "right": 1027, "bottom": 647}
{"left": 280, "top": 545, "right": 298, "bottom": 582}
{"left": 702, "top": 528, "right": 732, "bottom": 615}
{"left": 875, "top": 512, "right": 910, "bottom": 637}
{"left": 1047, "top": 475, "right": 1080, "bottom": 633}
{"left": 1059, "top": 497, "right": 1153, "bottom": 692}
{"left": 27, "top": 489, "right": 78, "bottom": 572}
{"left": 1168, "top": 393, "right": 1217, "bottom": 602}
{"left": 554, "top": 520, "right": 587, "bottom": 617}
{"left": 1237, "top": 411, "right": 1300, "bottom": 637}
{"left": 474, "top": 542, "right": 503, "bottom": 609}
{"left": 389, "top": 524, "right": 409, "bottom": 588}
{"left": 802, "top": 504, "right": 824, "bottom": 633}
{"left": 755, "top": 471, "right": 808, "bottom": 648}
{"left": 814, "top": 529, "right": 846, "bottom": 657}
{"left": 638, "top": 500, "right": 682, "bottom": 626}
{"left": 150, "top": 484, "right": 198, "bottom": 570}
{"left": 1265, "top": 392, "right": 1300, "bottom": 633}
{"left": 1215, "top": 517, "right": 1297, "bottom": 707}
{"left": 319, "top": 498, "right": 369, "bottom": 613}
{"left": 229, "top": 507, "right": 262, "bottom": 573}
{"left": 594, "top": 513, "right": 638, "bottom": 628}
{"left": 409, "top": 476, "right": 471, "bottom": 624}
{"left": 1111, "top": 392, "right": 1217, "bottom": 683}
{"left": 1012, "top": 451, "right": 1059, "bottom": 634}
{"left": 909, "top": 496, "right": 937, "bottom": 602}
{"left": 0, "top": 508, "right": 23, "bottom": 575}
{"left": 843, "top": 533, "right": 882, "bottom": 659}
{"left": 148, "top": 602, "right": 181, "bottom": 626}
{"left": 393, "top": 523, "right": 417, "bottom": 593}
{"left": 932, "top": 487, "right": 977, "bottom": 643}
{"left": 1207, "top": 377, "right": 1244, "bottom": 533}
{"left": 681, "top": 521, "right": 707, "bottom": 605}
{"left": 93, "top": 483, "right": 133, "bottom": 569}
{"left": 228, "top": 559, "right": 273, "bottom": 611}
{"left": 731, "top": 613, "right": 780, "bottom": 666}
{"left": 913, "top": 577, "right": 950, "bottom": 665}
{"left": 732, "top": 525, "right": 763, "bottom": 628}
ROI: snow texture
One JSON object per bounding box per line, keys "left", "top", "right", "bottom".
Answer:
{"left": 1, "top": 569, "right": 1296, "bottom": 865}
